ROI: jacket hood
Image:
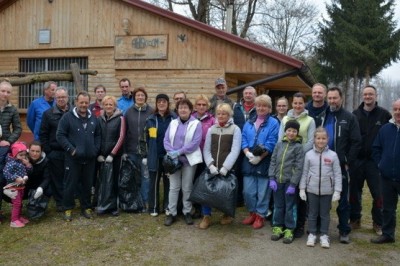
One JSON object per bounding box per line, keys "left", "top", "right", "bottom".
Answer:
{"left": 29, "top": 152, "right": 46, "bottom": 165}
{"left": 192, "top": 111, "right": 213, "bottom": 121}
{"left": 312, "top": 144, "right": 329, "bottom": 153}
{"left": 100, "top": 108, "right": 123, "bottom": 121}
{"left": 72, "top": 107, "right": 92, "bottom": 119}
{"left": 215, "top": 117, "right": 234, "bottom": 128}
{"left": 287, "top": 109, "right": 309, "bottom": 119}
{"left": 282, "top": 135, "right": 303, "bottom": 144}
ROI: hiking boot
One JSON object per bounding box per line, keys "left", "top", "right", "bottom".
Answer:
{"left": 294, "top": 226, "right": 305, "bottom": 238}
{"left": 164, "top": 214, "right": 176, "bottom": 226}
{"left": 306, "top": 233, "right": 317, "bottom": 247}
{"left": 283, "top": 229, "right": 294, "bottom": 244}
{"left": 10, "top": 220, "right": 25, "bottom": 228}
{"left": 350, "top": 219, "right": 361, "bottom": 230}
{"left": 252, "top": 214, "right": 265, "bottom": 230}
{"left": 271, "top": 226, "right": 284, "bottom": 241}
{"left": 242, "top": 212, "right": 257, "bottom": 225}
{"left": 199, "top": 215, "right": 211, "bottom": 229}
{"left": 370, "top": 235, "right": 395, "bottom": 244}
{"left": 184, "top": 213, "right": 193, "bottom": 225}
{"left": 220, "top": 214, "right": 233, "bottom": 225}
{"left": 64, "top": 210, "right": 72, "bottom": 222}
{"left": 81, "top": 209, "right": 93, "bottom": 219}
{"left": 320, "top": 234, "right": 330, "bottom": 248}
{"left": 339, "top": 233, "right": 350, "bottom": 244}
{"left": 19, "top": 216, "right": 29, "bottom": 224}
{"left": 373, "top": 223, "right": 382, "bottom": 236}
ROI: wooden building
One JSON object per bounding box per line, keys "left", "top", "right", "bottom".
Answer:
{"left": 0, "top": 0, "right": 315, "bottom": 118}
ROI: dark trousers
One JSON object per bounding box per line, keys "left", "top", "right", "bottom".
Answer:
{"left": 272, "top": 182, "right": 297, "bottom": 229}
{"left": 349, "top": 158, "right": 382, "bottom": 225}
{"left": 381, "top": 177, "right": 400, "bottom": 240}
{"left": 337, "top": 169, "right": 351, "bottom": 235}
{"left": 307, "top": 193, "right": 332, "bottom": 235}
{"left": 0, "top": 146, "right": 10, "bottom": 211}
{"left": 48, "top": 153, "right": 66, "bottom": 209}
{"left": 148, "top": 158, "right": 169, "bottom": 214}
{"left": 63, "top": 158, "right": 95, "bottom": 211}
{"left": 234, "top": 153, "right": 245, "bottom": 206}
{"left": 296, "top": 192, "right": 307, "bottom": 229}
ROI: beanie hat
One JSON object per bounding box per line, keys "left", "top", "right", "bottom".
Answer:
{"left": 284, "top": 120, "right": 300, "bottom": 132}
{"left": 156, "top": 94, "right": 169, "bottom": 102}
{"left": 10, "top": 142, "right": 28, "bottom": 158}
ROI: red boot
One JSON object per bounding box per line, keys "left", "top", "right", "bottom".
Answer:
{"left": 252, "top": 214, "right": 265, "bottom": 229}
{"left": 242, "top": 212, "right": 257, "bottom": 225}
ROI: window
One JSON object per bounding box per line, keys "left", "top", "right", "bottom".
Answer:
{"left": 19, "top": 57, "right": 88, "bottom": 109}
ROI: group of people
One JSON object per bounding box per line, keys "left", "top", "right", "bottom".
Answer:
{"left": 0, "top": 78, "right": 399, "bottom": 248}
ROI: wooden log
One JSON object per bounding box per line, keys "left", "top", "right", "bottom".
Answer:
{"left": 9, "top": 73, "right": 74, "bottom": 86}
{"left": 0, "top": 69, "right": 98, "bottom": 77}
{"left": 70, "top": 63, "right": 83, "bottom": 93}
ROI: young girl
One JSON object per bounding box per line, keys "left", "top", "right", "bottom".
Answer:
{"left": 299, "top": 127, "right": 342, "bottom": 248}
{"left": 3, "top": 142, "right": 32, "bottom": 228}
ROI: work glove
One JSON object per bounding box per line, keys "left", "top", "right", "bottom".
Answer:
{"left": 286, "top": 185, "right": 296, "bottom": 195}
{"left": 122, "top": 154, "right": 128, "bottom": 161}
{"left": 34, "top": 187, "right": 43, "bottom": 199}
{"left": 142, "top": 158, "right": 148, "bottom": 166}
{"left": 23, "top": 176, "right": 29, "bottom": 183}
{"left": 3, "top": 188, "right": 17, "bottom": 200}
{"left": 97, "top": 155, "right": 105, "bottom": 162}
{"left": 245, "top": 151, "right": 255, "bottom": 160}
{"left": 219, "top": 167, "right": 228, "bottom": 176}
{"left": 332, "top": 191, "right": 341, "bottom": 202}
{"left": 299, "top": 189, "right": 307, "bottom": 201}
{"left": 209, "top": 165, "right": 219, "bottom": 176}
{"left": 105, "top": 155, "right": 113, "bottom": 163}
{"left": 168, "top": 150, "right": 180, "bottom": 159}
{"left": 249, "top": 156, "right": 261, "bottom": 165}
{"left": 269, "top": 179, "right": 277, "bottom": 192}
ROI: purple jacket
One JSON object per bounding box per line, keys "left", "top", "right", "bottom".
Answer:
{"left": 191, "top": 111, "right": 215, "bottom": 150}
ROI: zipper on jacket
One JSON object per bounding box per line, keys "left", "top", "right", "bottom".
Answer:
{"left": 216, "top": 127, "right": 223, "bottom": 167}
{"left": 319, "top": 151, "right": 322, "bottom": 195}
{"left": 279, "top": 142, "right": 290, "bottom": 183}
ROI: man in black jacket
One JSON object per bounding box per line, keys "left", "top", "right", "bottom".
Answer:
{"left": 316, "top": 87, "right": 362, "bottom": 244}
{"left": 56, "top": 91, "right": 100, "bottom": 221}
{"left": 350, "top": 85, "right": 391, "bottom": 235}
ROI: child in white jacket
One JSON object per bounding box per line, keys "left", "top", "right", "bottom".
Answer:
{"left": 299, "top": 127, "right": 342, "bottom": 248}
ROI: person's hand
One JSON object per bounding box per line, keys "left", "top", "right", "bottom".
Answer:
{"left": 269, "top": 179, "right": 277, "bottom": 192}
{"left": 105, "top": 155, "right": 113, "bottom": 163}
{"left": 209, "top": 165, "right": 219, "bottom": 176}
{"left": 0, "top": 140, "right": 10, "bottom": 147}
{"left": 34, "top": 187, "right": 43, "bottom": 199}
{"left": 168, "top": 150, "right": 180, "bottom": 159}
{"left": 332, "top": 191, "right": 341, "bottom": 202}
{"left": 122, "top": 154, "right": 128, "bottom": 161}
{"left": 249, "top": 156, "right": 261, "bottom": 165}
{"left": 286, "top": 185, "right": 296, "bottom": 195}
{"left": 97, "top": 155, "right": 105, "bottom": 162}
{"left": 3, "top": 188, "right": 17, "bottom": 199}
{"left": 15, "top": 177, "right": 24, "bottom": 184}
{"left": 245, "top": 151, "right": 255, "bottom": 160}
{"left": 142, "top": 158, "right": 147, "bottom": 166}
{"left": 299, "top": 189, "right": 307, "bottom": 201}
{"left": 219, "top": 167, "right": 228, "bottom": 176}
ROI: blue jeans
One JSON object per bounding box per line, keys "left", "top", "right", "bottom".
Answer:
{"left": 243, "top": 176, "right": 271, "bottom": 217}
{"left": 337, "top": 169, "right": 351, "bottom": 235}
{"left": 272, "top": 182, "right": 297, "bottom": 229}
{"left": 128, "top": 154, "right": 150, "bottom": 205}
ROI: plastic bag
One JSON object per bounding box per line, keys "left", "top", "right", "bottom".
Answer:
{"left": 27, "top": 189, "right": 49, "bottom": 219}
{"left": 119, "top": 159, "right": 144, "bottom": 212}
{"left": 162, "top": 154, "right": 182, "bottom": 175}
{"left": 97, "top": 162, "right": 117, "bottom": 213}
{"left": 189, "top": 169, "right": 238, "bottom": 217}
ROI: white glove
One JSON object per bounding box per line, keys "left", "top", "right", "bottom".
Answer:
{"left": 209, "top": 165, "right": 219, "bottom": 176}
{"left": 332, "top": 191, "right": 341, "bottom": 202}
{"left": 245, "top": 151, "right": 255, "bottom": 160}
{"left": 249, "top": 156, "right": 261, "bottom": 165}
{"left": 299, "top": 189, "right": 307, "bottom": 201}
{"left": 142, "top": 158, "right": 148, "bottom": 166}
{"left": 4, "top": 188, "right": 17, "bottom": 200}
{"left": 219, "top": 167, "right": 228, "bottom": 176}
{"left": 34, "top": 187, "right": 43, "bottom": 199}
{"left": 97, "top": 155, "right": 105, "bottom": 162}
{"left": 23, "top": 176, "right": 29, "bottom": 182}
{"left": 122, "top": 154, "right": 128, "bottom": 161}
{"left": 105, "top": 155, "right": 113, "bottom": 163}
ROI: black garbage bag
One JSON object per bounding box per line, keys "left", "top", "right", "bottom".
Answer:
{"left": 27, "top": 189, "right": 49, "bottom": 219}
{"left": 189, "top": 169, "right": 238, "bottom": 217}
{"left": 119, "top": 159, "right": 144, "bottom": 212}
{"left": 97, "top": 162, "right": 118, "bottom": 213}
{"left": 162, "top": 154, "right": 182, "bottom": 175}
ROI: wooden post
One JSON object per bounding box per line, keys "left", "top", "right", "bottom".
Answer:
{"left": 70, "top": 63, "right": 83, "bottom": 95}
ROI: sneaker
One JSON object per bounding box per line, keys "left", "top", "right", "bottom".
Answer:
{"left": 283, "top": 229, "right": 294, "bottom": 244}
{"left": 164, "top": 214, "right": 176, "bottom": 226}
{"left": 252, "top": 214, "right": 265, "bottom": 230}
{"left": 242, "top": 212, "right": 257, "bottom": 225}
{"left": 199, "top": 215, "right": 211, "bottom": 229}
{"left": 150, "top": 212, "right": 159, "bottom": 217}
{"left": 370, "top": 235, "right": 395, "bottom": 244}
{"left": 184, "top": 213, "right": 193, "bottom": 225}
{"left": 111, "top": 210, "right": 120, "bottom": 217}
{"left": 10, "top": 220, "right": 25, "bottom": 228}
{"left": 19, "top": 216, "right": 30, "bottom": 224}
{"left": 271, "top": 226, "right": 284, "bottom": 241}
{"left": 220, "top": 214, "right": 234, "bottom": 225}
{"left": 306, "top": 233, "right": 317, "bottom": 247}
{"left": 350, "top": 219, "right": 361, "bottom": 230}
{"left": 81, "top": 209, "right": 93, "bottom": 219}
{"left": 320, "top": 234, "right": 330, "bottom": 248}
{"left": 294, "top": 226, "right": 305, "bottom": 238}
{"left": 64, "top": 210, "right": 72, "bottom": 222}
{"left": 339, "top": 233, "right": 350, "bottom": 244}
{"left": 373, "top": 223, "right": 383, "bottom": 236}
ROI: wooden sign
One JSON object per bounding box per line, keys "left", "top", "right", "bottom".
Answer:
{"left": 115, "top": 35, "right": 168, "bottom": 60}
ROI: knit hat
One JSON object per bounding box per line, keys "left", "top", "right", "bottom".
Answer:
{"left": 10, "top": 142, "right": 28, "bottom": 158}
{"left": 156, "top": 94, "right": 169, "bottom": 102}
{"left": 284, "top": 120, "right": 300, "bottom": 132}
